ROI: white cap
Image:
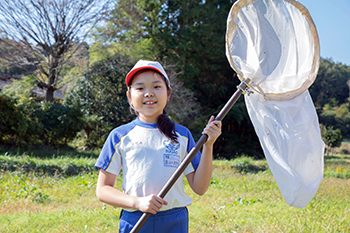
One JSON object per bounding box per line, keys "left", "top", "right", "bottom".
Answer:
{"left": 126, "top": 60, "right": 170, "bottom": 87}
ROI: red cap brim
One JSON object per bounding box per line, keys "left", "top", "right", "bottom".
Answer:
{"left": 126, "top": 66, "right": 165, "bottom": 87}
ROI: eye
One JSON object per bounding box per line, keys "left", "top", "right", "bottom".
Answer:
{"left": 154, "top": 85, "right": 162, "bottom": 89}
{"left": 135, "top": 87, "right": 144, "bottom": 91}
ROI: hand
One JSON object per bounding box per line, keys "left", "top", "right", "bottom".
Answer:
{"left": 202, "top": 116, "right": 222, "bottom": 146}
{"left": 136, "top": 194, "right": 168, "bottom": 214}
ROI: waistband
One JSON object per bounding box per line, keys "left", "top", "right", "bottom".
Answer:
{"left": 121, "top": 207, "right": 187, "bottom": 218}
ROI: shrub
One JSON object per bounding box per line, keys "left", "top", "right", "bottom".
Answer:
{"left": 231, "top": 156, "right": 267, "bottom": 173}
{"left": 36, "top": 102, "right": 84, "bottom": 147}
{"left": 0, "top": 95, "right": 29, "bottom": 146}
{"left": 322, "top": 125, "right": 343, "bottom": 155}
{"left": 0, "top": 93, "right": 84, "bottom": 147}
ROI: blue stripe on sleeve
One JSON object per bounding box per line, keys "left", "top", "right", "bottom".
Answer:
{"left": 95, "top": 121, "right": 136, "bottom": 171}
{"left": 175, "top": 124, "right": 201, "bottom": 171}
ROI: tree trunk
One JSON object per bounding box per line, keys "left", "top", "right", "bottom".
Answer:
{"left": 46, "top": 85, "right": 55, "bottom": 102}
{"left": 45, "top": 57, "right": 59, "bottom": 102}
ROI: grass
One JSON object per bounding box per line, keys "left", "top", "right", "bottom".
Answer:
{"left": 0, "top": 153, "right": 97, "bottom": 176}
{"left": 0, "top": 152, "right": 349, "bottom": 232}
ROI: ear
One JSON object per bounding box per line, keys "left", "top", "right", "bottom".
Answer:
{"left": 167, "top": 87, "right": 172, "bottom": 101}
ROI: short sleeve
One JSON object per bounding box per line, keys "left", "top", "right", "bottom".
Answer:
{"left": 175, "top": 124, "right": 201, "bottom": 175}
{"left": 186, "top": 131, "right": 201, "bottom": 171}
{"left": 95, "top": 129, "right": 122, "bottom": 175}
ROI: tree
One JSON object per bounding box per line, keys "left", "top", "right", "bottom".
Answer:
{"left": 0, "top": 0, "right": 110, "bottom": 102}
{"left": 309, "top": 58, "right": 350, "bottom": 108}
{"left": 308, "top": 58, "right": 350, "bottom": 139}
{"left": 98, "top": 0, "right": 238, "bottom": 107}
{"left": 92, "top": 0, "right": 265, "bottom": 158}
{"left": 64, "top": 53, "right": 203, "bottom": 148}
{"left": 63, "top": 53, "right": 134, "bottom": 147}
{"left": 322, "top": 125, "right": 343, "bottom": 155}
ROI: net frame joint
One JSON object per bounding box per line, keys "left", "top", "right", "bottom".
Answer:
{"left": 237, "top": 79, "right": 253, "bottom": 95}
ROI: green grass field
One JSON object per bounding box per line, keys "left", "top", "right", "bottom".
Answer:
{"left": 0, "top": 153, "right": 349, "bottom": 232}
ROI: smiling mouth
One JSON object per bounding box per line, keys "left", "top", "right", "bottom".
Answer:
{"left": 144, "top": 101, "right": 156, "bottom": 105}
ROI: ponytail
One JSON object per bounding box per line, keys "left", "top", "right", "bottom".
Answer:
{"left": 157, "top": 111, "right": 178, "bottom": 144}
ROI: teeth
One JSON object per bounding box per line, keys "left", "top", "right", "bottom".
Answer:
{"left": 145, "top": 101, "right": 155, "bottom": 104}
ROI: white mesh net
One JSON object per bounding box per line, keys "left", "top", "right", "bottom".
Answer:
{"left": 226, "top": 0, "right": 324, "bottom": 208}
{"left": 226, "top": 0, "right": 320, "bottom": 101}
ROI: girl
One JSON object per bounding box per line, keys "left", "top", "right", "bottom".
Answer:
{"left": 95, "top": 60, "right": 222, "bottom": 233}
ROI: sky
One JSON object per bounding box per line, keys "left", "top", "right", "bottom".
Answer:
{"left": 298, "top": 0, "right": 350, "bottom": 66}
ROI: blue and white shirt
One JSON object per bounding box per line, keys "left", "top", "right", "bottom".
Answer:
{"left": 95, "top": 118, "right": 201, "bottom": 211}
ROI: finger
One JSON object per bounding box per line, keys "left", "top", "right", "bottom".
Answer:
{"left": 203, "top": 128, "right": 215, "bottom": 137}
{"left": 153, "top": 202, "right": 162, "bottom": 209}
{"left": 155, "top": 196, "right": 168, "bottom": 206}
{"left": 208, "top": 124, "right": 220, "bottom": 131}
{"left": 211, "top": 120, "right": 222, "bottom": 128}
{"left": 204, "top": 126, "right": 221, "bottom": 136}
{"left": 208, "top": 115, "right": 215, "bottom": 124}
{"left": 149, "top": 208, "right": 157, "bottom": 214}
{"left": 158, "top": 197, "right": 168, "bottom": 205}
{"left": 207, "top": 123, "right": 221, "bottom": 132}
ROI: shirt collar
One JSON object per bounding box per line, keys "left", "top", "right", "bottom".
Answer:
{"left": 134, "top": 118, "right": 158, "bottom": 129}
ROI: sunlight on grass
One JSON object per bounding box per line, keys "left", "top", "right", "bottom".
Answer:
{"left": 0, "top": 155, "right": 349, "bottom": 232}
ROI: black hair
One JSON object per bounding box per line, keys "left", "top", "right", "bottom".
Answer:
{"left": 128, "top": 70, "right": 178, "bottom": 143}
{"left": 157, "top": 111, "right": 178, "bottom": 144}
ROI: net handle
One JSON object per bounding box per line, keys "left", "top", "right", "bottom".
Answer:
{"left": 130, "top": 78, "right": 251, "bottom": 233}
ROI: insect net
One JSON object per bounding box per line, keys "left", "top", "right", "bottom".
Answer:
{"left": 226, "top": 0, "right": 324, "bottom": 208}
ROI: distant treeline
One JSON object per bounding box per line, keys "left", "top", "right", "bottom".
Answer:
{"left": 1, "top": 0, "right": 350, "bottom": 158}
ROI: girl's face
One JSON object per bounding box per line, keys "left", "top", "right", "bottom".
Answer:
{"left": 127, "top": 70, "right": 171, "bottom": 123}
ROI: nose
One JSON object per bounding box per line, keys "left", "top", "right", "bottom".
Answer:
{"left": 144, "top": 92, "right": 154, "bottom": 98}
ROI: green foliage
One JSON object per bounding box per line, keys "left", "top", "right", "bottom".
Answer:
{"left": 309, "top": 58, "right": 350, "bottom": 108}
{"left": 319, "top": 101, "right": 350, "bottom": 138}
{"left": 65, "top": 53, "right": 133, "bottom": 126}
{"left": 1, "top": 154, "right": 350, "bottom": 232}
{"left": 1, "top": 75, "right": 39, "bottom": 103}
{"left": 308, "top": 58, "right": 350, "bottom": 140}
{"left": 36, "top": 102, "right": 84, "bottom": 147}
{"left": 0, "top": 153, "right": 96, "bottom": 176}
{"left": 322, "top": 125, "right": 343, "bottom": 155}
{"left": 89, "top": 42, "right": 125, "bottom": 64}
{"left": 64, "top": 53, "right": 135, "bottom": 148}
{"left": 81, "top": 114, "right": 106, "bottom": 149}
{"left": 93, "top": 0, "right": 263, "bottom": 158}
{"left": 0, "top": 90, "right": 84, "bottom": 147}
{"left": 2, "top": 1, "right": 350, "bottom": 160}
{"left": 0, "top": 95, "right": 28, "bottom": 146}
{"left": 231, "top": 156, "right": 267, "bottom": 173}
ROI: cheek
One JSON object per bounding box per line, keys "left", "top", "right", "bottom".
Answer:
{"left": 129, "top": 92, "right": 143, "bottom": 105}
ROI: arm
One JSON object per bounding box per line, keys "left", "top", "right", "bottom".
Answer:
{"left": 96, "top": 169, "right": 168, "bottom": 214}
{"left": 186, "top": 116, "right": 222, "bottom": 195}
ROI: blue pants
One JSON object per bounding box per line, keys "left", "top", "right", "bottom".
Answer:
{"left": 119, "top": 207, "right": 189, "bottom": 233}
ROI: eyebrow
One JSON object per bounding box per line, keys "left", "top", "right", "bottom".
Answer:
{"left": 132, "top": 80, "right": 163, "bottom": 86}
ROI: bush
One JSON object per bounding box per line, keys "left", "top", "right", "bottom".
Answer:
{"left": 63, "top": 54, "right": 135, "bottom": 149}
{"left": 322, "top": 125, "right": 343, "bottom": 155}
{"left": 0, "top": 95, "right": 28, "bottom": 146}
{"left": 231, "top": 156, "right": 267, "bottom": 173}
{"left": 339, "top": 148, "right": 349, "bottom": 155}
{"left": 0, "top": 94, "right": 84, "bottom": 148}
{"left": 35, "top": 102, "right": 84, "bottom": 147}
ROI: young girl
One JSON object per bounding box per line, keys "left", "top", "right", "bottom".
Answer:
{"left": 95, "top": 60, "right": 222, "bottom": 233}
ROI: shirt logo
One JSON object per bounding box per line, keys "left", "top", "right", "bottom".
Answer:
{"left": 163, "top": 140, "right": 180, "bottom": 168}
{"left": 163, "top": 140, "right": 180, "bottom": 153}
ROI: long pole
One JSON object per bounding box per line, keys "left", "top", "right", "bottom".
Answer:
{"left": 130, "top": 79, "right": 250, "bottom": 233}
